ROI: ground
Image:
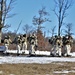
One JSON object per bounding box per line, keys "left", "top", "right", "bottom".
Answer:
{"left": 0, "top": 62, "right": 75, "bottom": 75}
{"left": 0, "top": 50, "right": 75, "bottom": 75}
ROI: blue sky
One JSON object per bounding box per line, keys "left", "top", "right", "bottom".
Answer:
{"left": 5, "top": 0, "right": 75, "bottom": 38}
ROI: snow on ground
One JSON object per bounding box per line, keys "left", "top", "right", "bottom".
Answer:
{"left": 6, "top": 50, "right": 75, "bottom": 56}
{"left": 53, "top": 70, "right": 75, "bottom": 74}
{"left": 6, "top": 50, "right": 50, "bottom": 55}
{"left": 0, "top": 50, "right": 75, "bottom": 64}
{"left": 0, "top": 56, "right": 75, "bottom": 64}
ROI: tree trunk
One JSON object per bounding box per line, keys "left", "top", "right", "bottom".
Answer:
{"left": 0, "top": 29, "right": 2, "bottom": 43}
{"left": 58, "top": 25, "right": 60, "bottom": 36}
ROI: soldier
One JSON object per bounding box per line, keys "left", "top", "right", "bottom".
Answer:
{"left": 16, "top": 35, "right": 22, "bottom": 55}
{"left": 4, "top": 35, "right": 12, "bottom": 53}
{"left": 49, "top": 35, "right": 58, "bottom": 56}
{"left": 29, "top": 33, "right": 38, "bottom": 55}
{"left": 49, "top": 35, "right": 63, "bottom": 57}
{"left": 21, "top": 34, "right": 27, "bottom": 54}
{"left": 63, "top": 35, "right": 73, "bottom": 56}
{"left": 55, "top": 36, "right": 63, "bottom": 56}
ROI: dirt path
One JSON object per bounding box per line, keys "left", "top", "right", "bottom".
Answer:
{"left": 0, "top": 62, "right": 75, "bottom": 75}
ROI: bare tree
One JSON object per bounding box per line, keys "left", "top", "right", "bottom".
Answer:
{"left": 33, "top": 7, "right": 51, "bottom": 32}
{"left": 32, "top": 7, "right": 51, "bottom": 50}
{"left": 0, "top": 0, "right": 16, "bottom": 43}
{"left": 53, "top": 0, "right": 73, "bottom": 36}
{"left": 50, "top": 26, "right": 56, "bottom": 37}
{"left": 65, "top": 23, "right": 73, "bottom": 36}
{"left": 23, "top": 24, "right": 34, "bottom": 34}
{"left": 48, "top": 26, "right": 56, "bottom": 37}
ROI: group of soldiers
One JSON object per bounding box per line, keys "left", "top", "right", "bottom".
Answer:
{"left": 3, "top": 33, "right": 38, "bottom": 55}
{"left": 3, "top": 33, "right": 73, "bottom": 57}
{"left": 49, "top": 35, "right": 73, "bottom": 57}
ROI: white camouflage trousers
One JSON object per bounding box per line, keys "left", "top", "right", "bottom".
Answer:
{"left": 22, "top": 42, "right": 27, "bottom": 53}
{"left": 57, "top": 47, "right": 62, "bottom": 56}
{"left": 4, "top": 44, "right": 9, "bottom": 53}
{"left": 16, "top": 44, "right": 21, "bottom": 54}
{"left": 50, "top": 45, "right": 62, "bottom": 56}
{"left": 29, "top": 44, "right": 35, "bottom": 55}
{"left": 64, "top": 45, "right": 71, "bottom": 56}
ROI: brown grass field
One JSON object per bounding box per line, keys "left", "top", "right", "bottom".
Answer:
{"left": 0, "top": 62, "right": 75, "bottom": 75}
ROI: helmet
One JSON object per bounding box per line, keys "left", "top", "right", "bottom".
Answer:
{"left": 17, "top": 36, "right": 20, "bottom": 38}
{"left": 5, "top": 36, "right": 8, "bottom": 39}
{"left": 23, "top": 34, "right": 26, "bottom": 37}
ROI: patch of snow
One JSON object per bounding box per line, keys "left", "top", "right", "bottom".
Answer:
{"left": 10, "top": 74, "right": 15, "bottom": 75}
{"left": 6, "top": 50, "right": 51, "bottom": 55}
{"left": 0, "top": 71, "right": 3, "bottom": 74}
{"left": 46, "top": 74, "right": 50, "bottom": 75}
{"left": 53, "top": 71, "right": 69, "bottom": 74}
{"left": 0, "top": 50, "right": 75, "bottom": 64}
{"left": 35, "top": 50, "right": 50, "bottom": 55}
{"left": 53, "top": 70, "right": 75, "bottom": 74}
{"left": 6, "top": 50, "right": 75, "bottom": 56}
{"left": 70, "top": 52, "right": 75, "bottom": 56}
{"left": 53, "top": 62, "right": 64, "bottom": 65}
{"left": 0, "top": 56, "right": 75, "bottom": 64}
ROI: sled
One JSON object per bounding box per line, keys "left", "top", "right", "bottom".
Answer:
{"left": 0, "top": 44, "right": 6, "bottom": 52}
{"left": 0, "top": 43, "right": 6, "bottom": 55}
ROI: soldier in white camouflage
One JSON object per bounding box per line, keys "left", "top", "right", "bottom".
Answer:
{"left": 16, "top": 35, "right": 22, "bottom": 55}
{"left": 55, "top": 36, "right": 63, "bottom": 56}
{"left": 21, "top": 34, "right": 27, "bottom": 54}
{"left": 49, "top": 35, "right": 57, "bottom": 56}
{"left": 49, "top": 35, "right": 58, "bottom": 56}
{"left": 29, "top": 33, "right": 38, "bottom": 55}
{"left": 4, "top": 35, "right": 12, "bottom": 53}
{"left": 49, "top": 35, "right": 63, "bottom": 57}
{"left": 63, "top": 35, "right": 73, "bottom": 56}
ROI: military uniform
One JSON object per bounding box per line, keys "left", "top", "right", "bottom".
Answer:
{"left": 21, "top": 34, "right": 27, "bottom": 53}
{"left": 4, "top": 36, "right": 12, "bottom": 53}
{"left": 63, "top": 35, "right": 73, "bottom": 56}
{"left": 55, "top": 36, "right": 62, "bottom": 56}
{"left": 50, "top": 36, "right": 62, "bottom": 57}
{"left": 49, "top": 36, "right": 57, "bottom": 56}
{"left": 29, "top": 34, "right": 38, "bottom": 55}
{"left": 16, "top": 35, "right": 22, "bottom": 55}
